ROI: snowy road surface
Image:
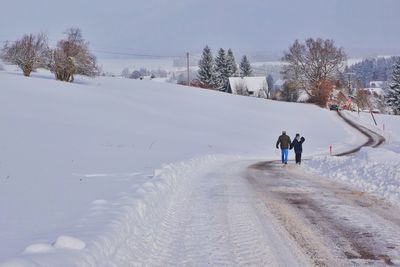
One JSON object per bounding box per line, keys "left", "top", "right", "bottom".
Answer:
{"left": 88, "top": 158, "right": 400, "bottom": 266}
{"left": 248, "top": 161, "right": 400, "bottom": 266}
{"left": 101, "top": 160, "right": 310, "bottom": 266}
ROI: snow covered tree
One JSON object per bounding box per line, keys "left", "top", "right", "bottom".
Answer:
{"left": 130, "top": 70, "right": 141, "bottom": 79}
{"left": 197, "top": 45, "right": 216, "bottom": 88}
{"left": 386, "top": 59, "right": 400, "bottom": 115}
{"left": 267, "top": 74, "right": 274, "bottom": 92}
{"left": 214, "top": 48, "right": 229, "bottom": 88}
{"left": 121, "top": 67, "right": 130, "bottom": 78}
{"left": 226, "top": 48, "right": 237, "bottom": 77}
{"left": 49, "top": 28, "right": 98, "bottom": 82}
{"left": 239, "top": 55, "right": 252, "bottom": 77}
{"left": 282, "top": 38, "right": 346, "bottom": 106}
{"left": 0, "top": 33, "right": 50, "bottom": 77}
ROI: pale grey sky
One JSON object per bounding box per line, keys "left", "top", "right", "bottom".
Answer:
{"left": 1, "top": 0, "right": 399, "bottom": 59}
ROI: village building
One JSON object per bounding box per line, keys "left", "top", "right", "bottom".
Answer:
{"left": 223, "top": 77, "right": 269, "bottom": 98}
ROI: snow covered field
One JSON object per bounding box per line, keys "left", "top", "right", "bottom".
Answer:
{"left": 0, "top": 70, "right": 393, "bottom": 265}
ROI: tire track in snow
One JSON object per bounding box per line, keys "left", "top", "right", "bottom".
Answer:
{"left": 248, "top": 161, "right": 400, "bottom": 266}
{"left": 117, "top": 160, "right": 308, "bottom": 266}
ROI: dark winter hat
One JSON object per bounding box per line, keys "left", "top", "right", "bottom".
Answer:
{"left": 282, "top": 131, "right": 286, "bottom": 135}
{"left": 296, "top": 133, "right": 300, "bottom": 137}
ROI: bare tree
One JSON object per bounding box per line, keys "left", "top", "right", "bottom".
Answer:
{"left": 355, "top": 89, "right": 372, "bottom": 111}
{"left": 121, "top": 67, "right": 130, "bottom": 78}
{"left": 0, "top": 33, "right": 50, "bottom": 77}
{"left": 50, "top": 28, "right": 98, "bottom": 82}
{"left": 235, "top": 81, "right": 249, "bottom": 96}
{"left": 282, "top": 38, "right": 346, "bottom": 106}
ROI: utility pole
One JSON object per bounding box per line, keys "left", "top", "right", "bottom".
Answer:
{"left": 186, "top": 52, "right": 190, "bottom": 86}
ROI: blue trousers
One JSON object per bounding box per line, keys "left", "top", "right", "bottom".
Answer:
{"left": 281, "top": 149, "right": 289, "bottom": 163}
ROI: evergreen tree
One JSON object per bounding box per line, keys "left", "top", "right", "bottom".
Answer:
{"left": 197, "top": 45, "right": 216, "bottom": 88}
{"left": 386, "top": 58, "right": 400, "bottom": 114}
{"left": 214, "top": 48, "right": 229, "bottom": 88}
{"left": 239, "top": 55, "right": 252, "bottom": 77}
{"left": 226, "top": 48, "right": 238, "bottom": 77}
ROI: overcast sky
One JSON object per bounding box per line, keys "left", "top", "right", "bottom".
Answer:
{"left": 1, "top": 0, "right": 399, "bottom": 59}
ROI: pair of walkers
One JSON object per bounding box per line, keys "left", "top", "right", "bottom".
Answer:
{"left": 276, "top": 131, "right": 305, "bottom": 165}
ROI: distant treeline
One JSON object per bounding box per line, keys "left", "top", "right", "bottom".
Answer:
{"left": 346, "top": 57, "right": 400, "bottom": 87}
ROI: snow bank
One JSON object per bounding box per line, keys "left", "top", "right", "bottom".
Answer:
{"left": 305, "top": 147, "right": 400, "bottom": 204}
{"left": 7, "top": 155, "right": 239, "bottom": 266}
{"left": 305, "top": 112, "right": 400, "bottom": 206}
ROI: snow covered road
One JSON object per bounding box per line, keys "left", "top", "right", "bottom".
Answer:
{"left": 97, "top": 159, "right": 310, "bottom": 266}
{"left": 334, "top": 111, "right": 385, "bottom": 156}
{"left": 248, "top": 161, "right": 400, "bottom": 266}
{"left": 82, "top": 156, "right": 400, "bottom": 266}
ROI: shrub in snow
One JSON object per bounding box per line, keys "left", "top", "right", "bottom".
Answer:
{"left": 0, "top": 33, "right": 50, "bottom": 77}
{"left": 129, "top": 70, "right": 141, "bottom": 79}
{"left": 49, "top": 28, "right": 98, "bottom": 82}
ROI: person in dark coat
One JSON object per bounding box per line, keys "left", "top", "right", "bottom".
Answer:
{"left": 290, "top": 133, "right": 305, "bottom": 164}
{"left": 276, "top": 131, "right": 291, "bottom": 164}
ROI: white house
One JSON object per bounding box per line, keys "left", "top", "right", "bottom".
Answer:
{"left": 224, "top": 77, "right": 269, "bottom": 98}
{"left": 369, "top": 81, "right": 385, "bottom": 88}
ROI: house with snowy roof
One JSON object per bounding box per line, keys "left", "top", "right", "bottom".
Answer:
{"left": 224, "top": 76, "right": 269, "bottom": 98}
{"left": 369, "top": 81, "right": 385, "bottom": 88}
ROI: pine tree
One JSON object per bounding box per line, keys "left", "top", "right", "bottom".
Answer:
{"left": 214, "top": 48, "right": 229, "bottom": 88}
{"left": 239, "top": 55, "right": 252, "bottom": 77}
{"left": 226, "top": 48, "right": 238, "bottom": 77}
{"left": 386, "top": 58, "right": 400, "bottom": 115}
{"left": 197, "top": 45, "right": 216, "bottom": 88}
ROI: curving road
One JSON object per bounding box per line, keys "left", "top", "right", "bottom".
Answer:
{"left": 247, "top": 112, "right": 400, "bottom": 266}
{"left": 334, "top": 111, "right": 385, "bottom": 156}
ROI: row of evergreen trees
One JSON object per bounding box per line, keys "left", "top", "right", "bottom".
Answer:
{"left": 197, "top": 46, "right": 252, "bottom": 89}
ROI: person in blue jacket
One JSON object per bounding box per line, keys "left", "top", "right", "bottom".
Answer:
{"left": 290, "top": 133, "right": 305, "bottom": 165}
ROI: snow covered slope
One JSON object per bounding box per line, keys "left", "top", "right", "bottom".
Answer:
{"left": 0, "top": 71, "right": 359, "bottom": 265}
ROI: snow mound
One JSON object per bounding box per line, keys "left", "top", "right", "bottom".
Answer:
{"left": 305, "top": 147, "right": 400, "bottom": 204}
{"left": 53, "top": 235, "right": 86, "bottom": 250}
{"left": 23, "top": 244, "right": 54, "bottom": 254}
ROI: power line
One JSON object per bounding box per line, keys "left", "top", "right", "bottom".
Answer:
{"left": 0, "top": 38, "right": 186, "bottom": 59}
{"left": 90, "top": 49, "right": 181, "bottom": 59}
